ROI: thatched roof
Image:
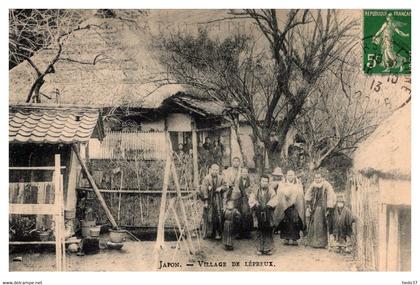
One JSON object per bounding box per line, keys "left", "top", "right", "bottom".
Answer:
{"left": 9, "top": 13, "right": 191, "bottom": 108}
{"left": 8, "top": 10, "right": 257, "bottom": 110}
{"left": 353, "top": 102, "right": 410, "bottom": 179}
{"left": 165, "top": 93, "right": 227, "bottom": 117}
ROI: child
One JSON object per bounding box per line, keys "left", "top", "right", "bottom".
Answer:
{"left": 222, "top": 200, "right": 241, "bottom": 250}
{"left": 331, "top": 194, "right": 356, "bottom": 253}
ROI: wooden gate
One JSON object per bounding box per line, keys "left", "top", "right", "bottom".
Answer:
{"left": 9, "top": 154, "right": 66, "bottom": 271}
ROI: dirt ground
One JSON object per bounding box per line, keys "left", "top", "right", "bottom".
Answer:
{"left": 9, "top": 231, "right": 357, "bottom": 272}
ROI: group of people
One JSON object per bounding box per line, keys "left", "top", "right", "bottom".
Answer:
{"left": 199, "top": 157, "right": 356, "bottom": 255}
{"left": 201, "top": 136, "right": 225, "bottom": 168}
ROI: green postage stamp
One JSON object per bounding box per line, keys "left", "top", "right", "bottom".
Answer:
{"left": 363, "top": 10, "right": 411, "bottom": 74}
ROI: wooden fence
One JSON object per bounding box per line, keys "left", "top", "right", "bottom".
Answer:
{"left": 88, "top": 131, "right": 167, "bottom": 160}
{"left": 348, "top": 171, "right": 380, "bottom": 271}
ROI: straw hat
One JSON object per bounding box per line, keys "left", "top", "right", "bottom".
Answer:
{"left": 271, "top": 167, "right": 284, "bottom": 177}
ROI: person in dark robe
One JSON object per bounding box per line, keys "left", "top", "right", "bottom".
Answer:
{"left": 212, "top": 138, "right": 224, "bottom": 167}
{"left": 222, "top": 199, "right": 241, "bottom": 250}
{"left": 249, "top": 175, "right": 277, "bottom": 255}
{"left": 305, "top": 172, "right": 336, "bottom": 248}
{"left": 274, "top": 170, "right": 305, "bottom": 246}
{"left": 229, "top": 167, "right": 253, "bottom": 239}
{"left": 200, "top": 164, "right": 226, "bottom": 240}
{"left": 202, "top": 137, "right": 212, "bottom": 150}
{"left": 331, "top": 194, "right": 356, "bottom": 253}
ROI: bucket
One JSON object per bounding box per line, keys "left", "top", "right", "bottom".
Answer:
{"left": 64, "top": 210, "right": 76, "bottom": 220}
{"left": 109, "top": 229, "right": 125, "bottom": 243}
{"left": 81, "top": 219, "right": 96, "bottom": 238}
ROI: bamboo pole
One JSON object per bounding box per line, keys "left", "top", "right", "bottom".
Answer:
{"left": 118, "top": 171, "right": 123, "bottom": 224}
{"left": 168, "top": 133, "right": 196, "bottom": 254}
{"left": 170, "top": 201, "right": 192, "bottom": 257}
{"left": 71, "top": 144, "right": 118, "bottom": 229}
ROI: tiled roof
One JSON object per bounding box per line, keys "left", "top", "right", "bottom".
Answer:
{"left": 9, "top": 104, "right": 104, "bottom": 144}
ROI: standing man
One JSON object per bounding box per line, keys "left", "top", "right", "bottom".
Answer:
{"left": 200, "top": 164, "right": 226, "bottom": 240}
{"left": 249, "top": 175, "right": 277, "bottom": 255}
{"left": 230, "top": 167, "right": 253, "bottom": 239}
{"left": 270, "top": 167, "right": 284, "bottom": 194}
{"left": 223, "top": 157, "right": 242, "bottom": 189}
{"left": 305, "top": 171, "right": 336, "bottom": 248}
{"left": 270, "top": 167, "right": 284, "bottom": 234}
{"left": 331, "top": 194, "right": 356, "bottom": 253}
{"left": 274, "top": 170, "right": 305, "bottom": 246}
{"left": 202, "top": 137, "right": 212, "bottom": 150}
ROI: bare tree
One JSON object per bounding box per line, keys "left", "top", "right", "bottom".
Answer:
{"left": 154, "top": 9, "right": 357, "bottom": 172}
{"left": 9, "top": 9, "right": 112, "bottom": 103}
{"left": 294, "top": 72, "right": 381, "bottom": 172}
{"left": 10, "top": 9, "right": 148, "bottom": 104}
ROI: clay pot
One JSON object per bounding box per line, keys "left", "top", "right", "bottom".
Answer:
{"left": 109, "top": 229, "right": 125, "bottom": 243}
{"left": 89, "top": 226, "right": 101, "bottom": 237}
{"left": 81, "top": 219, "right": 97, "bottom": 238}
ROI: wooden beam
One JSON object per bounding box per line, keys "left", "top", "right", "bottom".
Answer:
{"left": 9, "top": 166, "right": 66, "bottom": 170}
{"left": 9, "top": 204, "right": 56, "bottom": 215}
{"left": 9, "top": 239, "right": 81, "bottom": 245}
{"left": 71, "top": 144, "right": 118, "bottom": 229}
{"left": 76, "top": 187, "right": 192, "bottom": 194}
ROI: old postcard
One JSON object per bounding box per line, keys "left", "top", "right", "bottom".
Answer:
{"left": 8, "top": 8, "right": 411, "bottom": 272}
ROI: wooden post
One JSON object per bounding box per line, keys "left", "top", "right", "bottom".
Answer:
{"left": 387, "top": 207, "right": 400, "bottom": 271}
{"left": 191, "top": 119, "right": 199, "bottom": 191}
{"left": 378, "top": 203, "right": 387, "bottom": 271}
{"left": 71, "top": 144, "right": 118, "bottom": 229}
{"left": 60, "top": 174, "right": 66, "bottom": 270}
{"left": 65, "top": 148, "right": 78, "bottom": 211}
{"left": 54, "top": 154, "right": 63, "bottom": 271}
{"left": 155, "top": 142, "right": 171, "bottom": 250}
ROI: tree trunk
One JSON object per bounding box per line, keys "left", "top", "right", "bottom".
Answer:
{"left": 26, "top": 77, "right": 45, "bottom": 103}
{"left": 231, "top": 119, "right": 246, "bottom": 167}
{"left": 250, "top": 127, "right": 265, "bottom": 175}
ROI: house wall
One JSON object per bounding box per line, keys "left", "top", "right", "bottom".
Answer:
{"left": 350, "top": 173, "right": 411, "bottom": 271}
{"left": 166, "top": 113, "right": 191, "bottom": 132}
{"left": 378, "top": 177, "right": 411, "bottom": 271}
{"left": 141, "top": 118, "right": 165, "bottom": 132}
{"left": 378, "top": 178, "right": 411, "bottom": 206}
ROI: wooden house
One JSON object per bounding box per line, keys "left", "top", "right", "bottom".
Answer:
{"left": 9, "top": 104, "right": 105, "bottom": 269}
{"left": 348, "top": 102, "right": 410, "bottom": 271}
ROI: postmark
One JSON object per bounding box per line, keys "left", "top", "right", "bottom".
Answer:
{"left": 363, "top": 10, "right": 411, "bottom": 74}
